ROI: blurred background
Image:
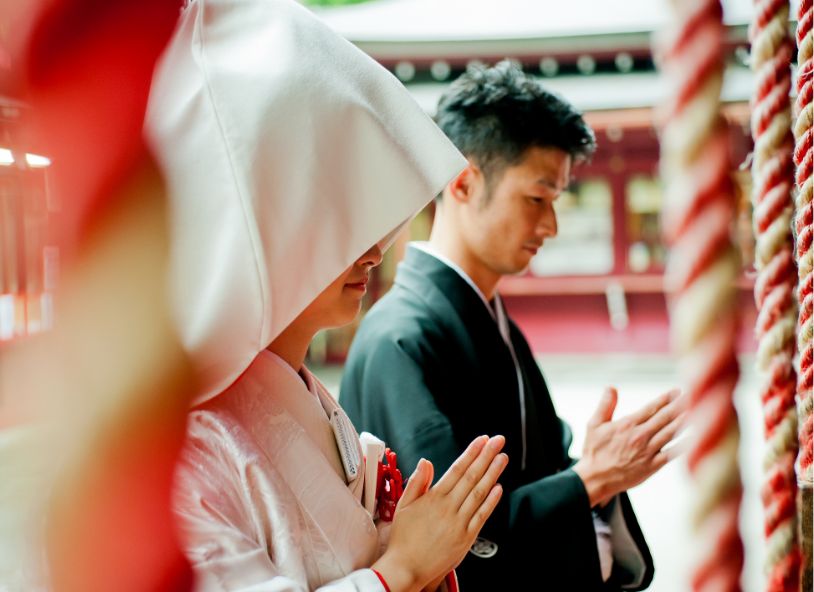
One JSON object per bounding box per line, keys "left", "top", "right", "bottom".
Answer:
{"left": 302, "top": 0, "right": 760, "bottom": 365}
{"left": 0, "top": 0, "right": 804, "bottom": 590}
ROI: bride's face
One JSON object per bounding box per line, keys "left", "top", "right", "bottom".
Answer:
{"left": 298, "top": 244, "right": 383, "bottom": 331}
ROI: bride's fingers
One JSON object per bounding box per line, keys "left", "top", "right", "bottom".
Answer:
{"left": 449, "top": 436, "right": 505, "bottom": 507}
{"left": 400, "top": 458, "right": 433, "bottom": 507}
{"left": 421, "top": 461, "right": 434, "bottom": 495}
{"left": 434, "top": 435, "right": 489, "bottom": 495}
{"left": 458, "top": 452, "right": 507, "bottom": 519}
{"left": 467, "top": 484, "right": 503, "bottom": 535}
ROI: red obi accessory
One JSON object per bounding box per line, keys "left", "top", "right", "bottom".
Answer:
{"left": 373, "top": 449, "right": 459, "bottom": 592}
{"left": 375, "top": 448, "right": 403, "bottom": 522}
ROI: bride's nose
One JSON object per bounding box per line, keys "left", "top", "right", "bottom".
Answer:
{"left": 357, "top": 244, "right": 383, "bottom": 268}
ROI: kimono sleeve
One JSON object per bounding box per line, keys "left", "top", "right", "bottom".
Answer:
{"left": 174, "top": 411, "right": 386, "bottom": 592}
{"left": 341, "top": 338, "right": 461, "bottom": 478}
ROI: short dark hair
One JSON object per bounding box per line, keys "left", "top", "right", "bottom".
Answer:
{"left": 435, "top": 59, "right": 596, "bottom": 188}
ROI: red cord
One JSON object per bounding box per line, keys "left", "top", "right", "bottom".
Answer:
{"left": 371, "top": 569, "right": 391, "bottom": 592}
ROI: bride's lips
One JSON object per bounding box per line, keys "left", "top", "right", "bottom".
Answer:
{"left": 344, "top": 277, "right": 369, "bottom": 291}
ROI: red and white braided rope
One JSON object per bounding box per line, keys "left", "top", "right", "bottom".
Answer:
{"left": 793, "top": 2, "right": 814, "bottom": 589}
{"left": 793, "top": 0, "right": 813, "bottom": 490}
{"left": 656, "top": 0, "right": 744, "bottom": 590}
{"left": 749, "top": 0, "right": 802, "bottom": 588}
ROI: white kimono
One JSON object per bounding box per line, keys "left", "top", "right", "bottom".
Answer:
{"left": 175, "top": 351, "right": 386, "bottom": 592}
{"left": 146, "top": 1, "right": 466, "bottom": 590}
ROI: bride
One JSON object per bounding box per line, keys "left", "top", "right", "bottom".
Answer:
{"left": 146, "top": 0, "right": 508, "bottom": 590}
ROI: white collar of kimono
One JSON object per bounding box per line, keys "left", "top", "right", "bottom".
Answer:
{"left": 262, "top": 350, "right": 320, "bottom": 399}
{"left": 261, "top": 350, "right": 338, "bottom": 423}
{"left": 409, "top": 241, "right": 523, "bottom": 466}
{"left": 410, "top": 242, "right": 509, "bottom": 339}
{"left": 146, "top": 0, "right": 466, "bottom": 405}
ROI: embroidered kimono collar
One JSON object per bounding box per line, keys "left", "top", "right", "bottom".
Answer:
{"left": 145, "top": 0, "right": 466, "bottom": 404}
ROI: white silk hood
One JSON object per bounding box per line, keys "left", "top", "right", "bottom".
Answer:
{"left": 145, "top": 0, "right": 465, "bottom": 404}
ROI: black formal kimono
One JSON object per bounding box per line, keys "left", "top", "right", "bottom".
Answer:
{"left": 341, "top": 244, "right": 655, "bottom": 591}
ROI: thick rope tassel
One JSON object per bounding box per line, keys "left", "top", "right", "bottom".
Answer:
{"left": 656, "top": 0, "right": 745, "bottom": 590}
{"left": 792, "top": 0, "right": 813, "bottom": 588}
{"left": 750, "top": 0, "right": 802, "bottom": 589}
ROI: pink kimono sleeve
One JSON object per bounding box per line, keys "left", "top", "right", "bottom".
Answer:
{"left": 175, "top": 411, "right": 386, "bottom": 592}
